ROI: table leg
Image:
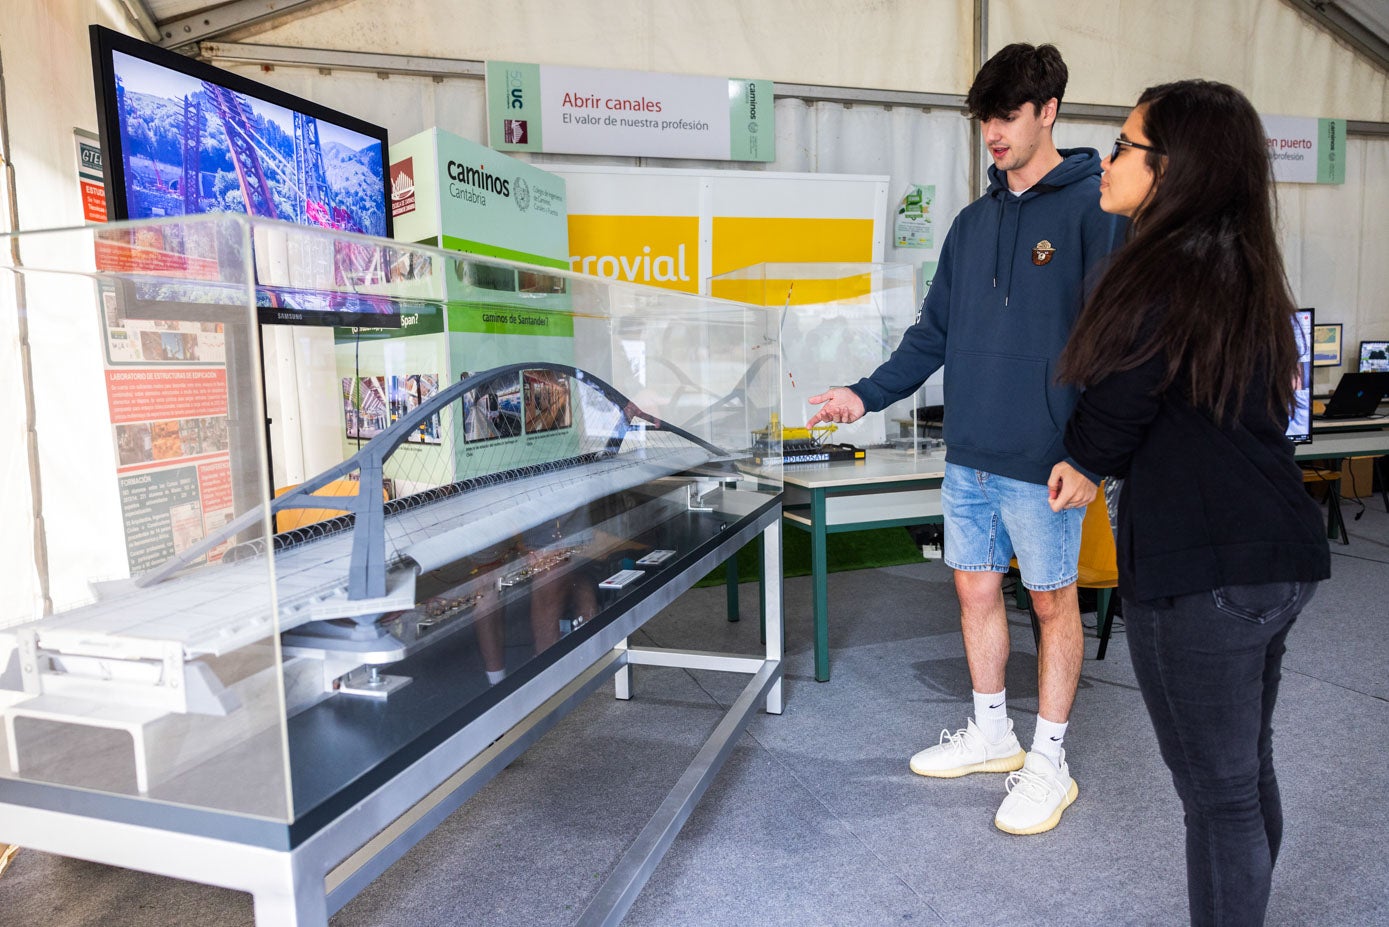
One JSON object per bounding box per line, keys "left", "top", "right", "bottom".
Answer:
{"left": 762, "top": 520, "right": 783, "bottom": 714}
{"left": 812, "top": 490, "right": 830, "bottom": 682}
{"left": 758, "top": 533, "right": 766, "bottom": 645}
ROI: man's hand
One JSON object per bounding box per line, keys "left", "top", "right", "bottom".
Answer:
{"left": 1047, "top": 461, "right": 1098, "bottom": 513}
{"left": 806, "top": 387, "right": 866, "bottom": 428}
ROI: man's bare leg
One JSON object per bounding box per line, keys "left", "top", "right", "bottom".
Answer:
{"left": 954, "top": 569, "right": 1010, "bottom": 693}
{"left": 1026, "top": 584, "right": 1084, "bottom": 723}
{"left": 908, "top": 568, "right": 1024, "bottom": 779}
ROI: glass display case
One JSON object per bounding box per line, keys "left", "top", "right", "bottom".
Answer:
{"left": 0, "top": 215, "right": 783, "bottom": 920}
{"left": 709, "top": 261, "right": 935, "bottom": 456}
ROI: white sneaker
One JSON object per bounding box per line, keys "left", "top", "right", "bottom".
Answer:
{"left": 909, "top": 718, "right": 1026, "bottom": 778}
{"left": 993, "top": 749, "right": 1079, "bottom": 835}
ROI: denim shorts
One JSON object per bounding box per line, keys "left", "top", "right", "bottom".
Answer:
{"left": 941, "top": 463, "right": 1082, "bottom": 591}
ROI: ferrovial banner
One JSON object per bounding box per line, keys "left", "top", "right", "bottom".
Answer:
{"left": 552, "top": 166, "right": 887, "bottom": 296}
{"left": 486, "top": 61, "right": 773, "bottom": 162}
{"left": 1262, "top": 115, "right": 1346, "bottom": 184}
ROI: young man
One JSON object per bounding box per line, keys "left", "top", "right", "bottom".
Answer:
{"left": 807, "top": 43, "right": 1123, "bottom": 835}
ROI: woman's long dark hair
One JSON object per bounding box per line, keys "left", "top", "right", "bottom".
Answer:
{"left": 1058, "top": 80, "right": 1297, "bottom": 422}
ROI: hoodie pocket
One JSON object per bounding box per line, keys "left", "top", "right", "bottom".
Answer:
{"left": 947, "top": 350, "right": 1061, "bottom": 461}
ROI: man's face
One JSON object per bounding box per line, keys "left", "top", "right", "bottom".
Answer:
{"left": 980, "top": 99, "right": 1057, "bottom": 174}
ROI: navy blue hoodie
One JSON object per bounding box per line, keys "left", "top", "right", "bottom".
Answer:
{"left": 850, "top": 148, "right": 1124, "bottom": 484}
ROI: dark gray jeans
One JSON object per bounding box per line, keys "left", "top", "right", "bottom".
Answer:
{"left": 1124, "top": 581, "right": 1318, "bottom": 927}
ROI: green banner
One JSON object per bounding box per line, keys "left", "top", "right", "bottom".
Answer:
{"left": 728, "top": 79, "right": 774, "bottom": 162}
{"left": 486, "top": 61, "right": 543, "bottom": 154}
{"left": 1317, "top": 118, "right": 1346, "bottom": 185}
{"left": 447, "top": 302, "right": 576, "bottom": 338}
{"left": 441, "top": 234, "right": 568, "bottom": 269}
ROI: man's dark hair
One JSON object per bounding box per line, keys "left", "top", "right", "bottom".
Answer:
{"left": 964, "top": 43, "right": 1068, "bottom": 121}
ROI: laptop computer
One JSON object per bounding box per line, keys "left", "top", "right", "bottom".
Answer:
{"left": 1317, "top": 371, "right": 1389, "bottom": 419}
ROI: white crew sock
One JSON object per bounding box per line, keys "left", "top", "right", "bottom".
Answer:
{"left": 485, "top": 668, "right": 507, "bottom": 685}
{"left": 972, "top": 689, "right": 1009, "bottom": 742}
{"left": 1032, "top": 715, "right": 1068, "bottom": 766}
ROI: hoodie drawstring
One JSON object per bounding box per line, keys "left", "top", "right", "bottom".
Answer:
{"left": 993, "top": 192, "right": 1023, "bottom": 308}
{"left": 992, "top": 197, "right": 1004, "bottom": 294}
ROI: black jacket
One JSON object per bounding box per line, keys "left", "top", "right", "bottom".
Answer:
{"left": 1064, "top": 352, "right": 1331, "bottom": 603}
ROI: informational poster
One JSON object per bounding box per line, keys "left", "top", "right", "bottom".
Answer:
{"left": 75, "top": 129, "right": 107, "bottom": 223}
{"left": 893, "top": 184, "right": 935, "bottom": 249}
{"left": 334, "top": 133, "right": 573, "bottom": 487}
{"left": 100, "top": 280, "right": 236, "bottom": 574}
{"left": 388, "top": 128, "right": 569, "bottom": 267}
{"left": 1262, "top": 115, "right": 1346, "bottom": 184}
{"left": 487, "top": 61, "right": 772, "bottom": 162}
{"left": 105, "top": 367, "right": 235, "bottom": 571}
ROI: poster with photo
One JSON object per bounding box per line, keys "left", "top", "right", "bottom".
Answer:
{"left": 105, "top": 366, "right": 236, "bottom": 572}
{"left": 461, "top": 372, "right": 523, "bottom": 443}
{"left": 101, "top": 288, "right": 227, "bottom": 366}
{"left": 522, "top": 368, "right": 572, "bottom": 434}
{"left": 342, "top": 373, "right": 442, "bottom": 444}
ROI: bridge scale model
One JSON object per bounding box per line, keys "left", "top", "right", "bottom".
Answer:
{"left": 0, "top": 363, "right": 755, "bottom": 796}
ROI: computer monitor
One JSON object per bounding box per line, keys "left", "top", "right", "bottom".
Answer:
{"left": 1288, "top": 309, "right": 1313, "bottom": 444}
{"left": 1359, "top": 340, "right": 1389, "bottom": 373}
{"left": 89, "top": 25, "right": 395, "bottom": 327}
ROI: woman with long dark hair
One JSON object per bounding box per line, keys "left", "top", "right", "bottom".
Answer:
{"left": 1048, "top": 80, "right": 1331, "bottom": 926}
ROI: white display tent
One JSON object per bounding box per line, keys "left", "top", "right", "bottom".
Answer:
{"left": 4, "top": 0, "right": 1389, "bottom": 628}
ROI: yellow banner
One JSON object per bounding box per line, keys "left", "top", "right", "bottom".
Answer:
{"left": 567, "top": 215, "right": 700, "bottom": 293}
{"left": 710, "top": 217, "right": 876, "bottom": 303}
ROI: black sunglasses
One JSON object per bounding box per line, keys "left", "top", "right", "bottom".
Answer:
{"left": 1110, "top": 137, "right": 1164, "bottom": 161}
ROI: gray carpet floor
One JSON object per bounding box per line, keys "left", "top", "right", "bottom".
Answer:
{"left": 4, "top": 501, "right": 1388, "bottom": 926}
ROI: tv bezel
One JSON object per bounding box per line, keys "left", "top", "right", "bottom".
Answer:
{"left": 89, "top": 25, "right": 396, "bottom": 328}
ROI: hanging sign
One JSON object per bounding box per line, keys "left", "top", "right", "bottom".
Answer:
{"left": 893, "top": 183, "right": 935, "bottom": 249}
{"left": 1261, "top": 115, "right": 1346, "bottom": 184}
{"left": 75, "top": 129, "right": 107, "bottom": 222}
{"left": 486, "top": 61, "right": 773, "bottom": 162}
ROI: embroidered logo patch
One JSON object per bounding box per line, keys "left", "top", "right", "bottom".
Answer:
{"left": 1032, "top": 240, "right": 1056, "bottom": 266}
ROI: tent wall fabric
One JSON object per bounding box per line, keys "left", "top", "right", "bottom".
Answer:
{"left": 2, "top": 0, "right": 1389, "bottom": 628}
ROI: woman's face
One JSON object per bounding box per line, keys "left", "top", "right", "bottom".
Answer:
{"left": 1100, "top": 105, "right": 1159, "bottom": 218}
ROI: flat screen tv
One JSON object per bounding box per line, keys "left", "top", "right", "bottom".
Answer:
{"left": 1288, "top": 308, "right": 1313, "bottom": 444}
{"left": 89, "top": 25, "right": 397, "bottom": 327}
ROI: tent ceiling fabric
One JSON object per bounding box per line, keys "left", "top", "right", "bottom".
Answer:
{"left": 1284, "top": 0, "right": 1389, "bottom": 73}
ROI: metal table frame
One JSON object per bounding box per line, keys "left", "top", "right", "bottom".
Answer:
{"left": 0, "top": 505, "right": 784, "bottom": 927}
{"left": 780, "top": 452, "right": 948, "bottom": 682}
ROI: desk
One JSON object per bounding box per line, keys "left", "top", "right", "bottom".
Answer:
{"left": 780, "top": 450, "right": 948, "bottom": 682}
{"left": 1296, "top": 429, "right": 1389, "bottom": 458}
{"left": 1309, "top": 415, "right": 1389, "bottom": 433}
{"left": 777, "top": 431, "right": 1389, "bottom": 684}
{"left": 1296, "top": 430, "right": 1389, "bottom": 539}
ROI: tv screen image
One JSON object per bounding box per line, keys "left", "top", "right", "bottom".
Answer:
{"left": 1359, "top": 340, "right": 1389, "bottom": 373}
{"left": 1288, "top": 309, "right": 1313, "bottom": 444}
{"left": 90, "top": 26, "right": 394, "bottom": 327}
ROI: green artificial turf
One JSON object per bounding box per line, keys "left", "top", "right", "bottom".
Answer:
{"left": 694, "top": 525, "right": 925, "bottom": 587}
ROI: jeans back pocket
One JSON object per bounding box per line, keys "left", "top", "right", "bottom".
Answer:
{"left": 1210, "top": 582, "right": 1303, "bottom": 625}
